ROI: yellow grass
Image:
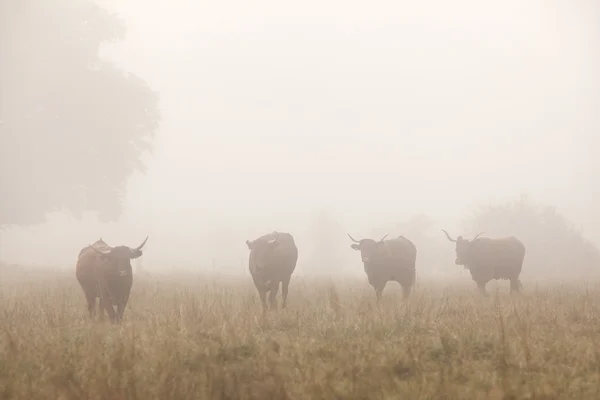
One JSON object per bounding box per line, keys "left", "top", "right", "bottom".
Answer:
{"left": 2, "top": 268, "right": 600, "bottom": 399}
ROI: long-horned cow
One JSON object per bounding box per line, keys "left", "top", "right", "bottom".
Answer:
{"left": 441, "top": 230, "right": 525, "bottom": 295}
{"left": 246, "top": 231, "right": 298, "bottom": 311}
{"left": 76, "top": 236, "right": 148, "bottom": 323}
{"left": 348, "top": 233, "right": 417, "bottom": 301}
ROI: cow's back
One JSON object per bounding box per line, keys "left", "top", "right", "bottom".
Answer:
{"left": 469, "top": 236, "right": 526, "bottom": 272}
{"left": 376, "top": 237, "right": 417, "bottom": 267}
{"left": 364, "top": 237, "right": 416, "bottom": 286}
{"left": 261, "top": 232, "right": 298, "bottom": 278}
{"left": 76, "top": 240, "right": 110, "bottom": 282}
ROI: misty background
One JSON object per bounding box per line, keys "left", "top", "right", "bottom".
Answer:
{"left": 1, "top": 0, "right": 598, "bottom": 281}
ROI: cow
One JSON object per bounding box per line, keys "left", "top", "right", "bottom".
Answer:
{"left": 246, "top": 231, "right": 298, "bottom": 311}
{"left": 441, "top": 230, "right": 525, "bottom": 295}
{"left": 76, "top": 236, "right": 148, "bottom": 323}
{"left": 348, "top": 233, "right": 417, "bottom": 301}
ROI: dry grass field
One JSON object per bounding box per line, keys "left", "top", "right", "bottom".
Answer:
{"left": 2, "top": 267, "right": 600, "bottom": 399}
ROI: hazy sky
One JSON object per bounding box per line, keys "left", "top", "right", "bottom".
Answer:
{"left": 1, "top": 0, "right": 598, "bottom": 270}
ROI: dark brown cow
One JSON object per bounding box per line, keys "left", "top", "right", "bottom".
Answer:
{"left": 76, "top": 236, "right": 148, "bottom": 323}
{"left": 246, "top": 231, "right": 298, "bottom": 311}
{"left": 441, "top": 230, "right": 525, "bottom": 295}
{"left": 348, "top": 233, "right": 417, "bottom": 301}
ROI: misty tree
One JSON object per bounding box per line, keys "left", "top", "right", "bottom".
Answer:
{"left": 463, "top": 196, "right": 600, "bottom": 279}
{"left": 0, "top": 0, "right": 159, "bottom": 226}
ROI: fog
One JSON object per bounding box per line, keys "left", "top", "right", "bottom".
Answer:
{"left": 1, "top": 0, "right": 598, "bottom": 278}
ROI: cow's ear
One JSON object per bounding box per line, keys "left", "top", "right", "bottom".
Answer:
{"left": 246, "top": 240, "right": 253, "bottom": 250}
{"left": 130, "top": 250, "right": 143, "bottom": 259}
{"left": 351, "top": 243, "right": 360, "bottom": 251}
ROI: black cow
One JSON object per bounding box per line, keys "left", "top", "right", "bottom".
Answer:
{"left": 442, "top": 230, "right": 525, "bottom": 295}
{"left": 246, "top": 231, "right": 298, "bottom": 311}
{"left": 348, "top": 234, "right": 417, "bottom": 301}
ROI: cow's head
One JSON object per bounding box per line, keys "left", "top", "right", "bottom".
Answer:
{"left": 348, "top": 233, "right": 388, "bottom": 263}
{"left": 441, "top": 230, "right": 484, "bottom": 265}
{"left": 88, "top": 236, "right": 148, "bottom": 276}
{"left": 246, "top": 233, "right": 280, "bottom": 270}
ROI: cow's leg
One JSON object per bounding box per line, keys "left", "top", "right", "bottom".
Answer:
{"left": 401, "top": 283, "right": 412, "bottom": 299}
{"left": 78, "top": 279, "right": 97, "bottom": 319}
{"left": 470, "top": 268, "right": 491, "bottom": 297}
{"left": 116, "top": 295, "right": 128, "bottom": 323}
{"left": 253, "top": 276, "right": 268, "bottom": 311}
{"left": 100, "top": 289, "right": 118, "bottom": 323}
{"left": 374, "top": 281, "right": 386, "bottom": 303}
{"left": 268, "top": 281, "right": 279, "bottom": 311}
{"left": 476, "top": 280, "right": 489, "bottom": 296}
{"left": 98, "top": 296, "right": 106, "bottom": 321}
{"left": 101, "top": 299, "right": 118, "bottom": 323}
{"left": 116, "top": 301, "right": 124, "bottom": 323}
{"left": 119, "top": 291, "right": 131, "bottom": 321}
{"left": 107, "top": 305, "right": 118, "bottom": 323}
{"left": 400, "top": 270, "right": 415, "bottom": 300}
{"left": 258, "top": 289, "right": 267, "bottom": 311}
{"left": 510, "top": 278, "right": 522, "bottom": 293}
{"left": 281, "top": 275, "right": 291, "bottom": 309}
{"left": 83, "top": 289, "right": 97, "bottom": 318}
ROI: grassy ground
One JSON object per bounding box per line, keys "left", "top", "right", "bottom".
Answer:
{"left": 2, "top": 268, "right": 600, "bottom": 399}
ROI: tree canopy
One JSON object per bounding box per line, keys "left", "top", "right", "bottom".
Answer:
{"left": 0, "top": 0, "right": 160, "bottom": 227}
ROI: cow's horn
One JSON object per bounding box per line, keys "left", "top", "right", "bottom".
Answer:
{"left": 441, "top": 230, "right": 457, "bottom": 243}
{"left": 347, "top": 233, "right": 360, "bottom": 243}
{"left": 379, "top": 234, "right": 388, "bottom": 242}
{"left": 89, "top": 244, "right": 111, "bottom": 255}
{"left": 132, "top": 236, "right": 149, "bottom": 252}
{"left": 472, "top": 232, "right": 485, "bottom": 240}
{"left": 268, "top": 233, "right": 279, "bottom": 244}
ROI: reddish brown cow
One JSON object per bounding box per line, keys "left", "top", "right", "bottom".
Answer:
{"left": 76, "top": 237, "right": 148, "bottom": 323}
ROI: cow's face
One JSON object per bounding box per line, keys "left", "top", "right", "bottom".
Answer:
{"left": 98, "top": 246, "right": 140, "bottom": 276}
{"left": 454, "top": 237, "right": 470, "bottom": 266}
{"left": 351, "top": 239, "right": 382, "bottom": 263}
{"left": 247, "top": 237, "right": 279, "bottom": 270}
{"left": 442, "top": 230, "right": 483, "bottom": 266}
{"left": 88, "top": 237, "right": 148, "bottom": 277}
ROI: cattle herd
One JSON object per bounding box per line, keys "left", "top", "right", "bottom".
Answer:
{"left": 76, "top": 230, "right": 526, "bottom": 323}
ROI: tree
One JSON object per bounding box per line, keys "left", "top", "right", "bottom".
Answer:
{"left": 0, "top": 0, "right": 160, "bottom": 226}
{"left": 463, "top": 197, "right": 600, "bottom": 279}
